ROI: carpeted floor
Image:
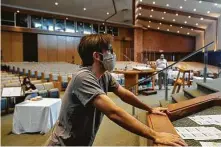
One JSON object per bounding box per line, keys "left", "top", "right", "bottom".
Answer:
{"left": 1, "top": 86, "right": 174, "bottom": 146}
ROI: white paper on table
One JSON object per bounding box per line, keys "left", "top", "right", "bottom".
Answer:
{"left": 175, "top": 127, "right": 221, "bottom": 140}
{"left": 200, "top": 142, "right": 221, "bottom": 147}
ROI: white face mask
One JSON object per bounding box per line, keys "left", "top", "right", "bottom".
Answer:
{"left": 98, "top": 52, "right": 116, "bottom": 72}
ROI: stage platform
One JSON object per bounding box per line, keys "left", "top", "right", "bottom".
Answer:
{"left": 197, "top": 78, "right": 221, "bottom": 92}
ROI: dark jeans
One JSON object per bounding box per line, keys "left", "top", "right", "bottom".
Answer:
{"left": 158, "top": 72, "right": 167, "bottom": 89}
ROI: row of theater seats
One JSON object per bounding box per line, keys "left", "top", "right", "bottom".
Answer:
{"left": 2, "top": 62, "right": 80, "bottom": 91}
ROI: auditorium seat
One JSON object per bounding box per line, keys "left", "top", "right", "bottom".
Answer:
{"left": 1, "top": 98, "right": 7, "bottom": 111}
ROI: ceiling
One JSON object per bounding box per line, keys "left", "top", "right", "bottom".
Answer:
{"left": 136, "top": 0, "right": 221, "bottom": 36}
{"left": 1, "top": 0, "right": 132, "bottom": 25}
{"left": 1, "top": 0, "right": 221, "bottom": 36}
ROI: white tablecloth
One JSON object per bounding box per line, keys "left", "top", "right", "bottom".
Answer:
{"left": 13, "top": 98, "right": 61, "bottom": 134}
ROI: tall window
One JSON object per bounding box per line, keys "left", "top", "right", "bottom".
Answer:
{"left": 99, "top": 24, "right": 105, "bottom": 34}
{"left": 107, "top": 26, "right": 113, "bottom": 35}
{"left": 66, "top": 20, "right": 75, "bottom": 33}
{"left": 84, "top": 23, "right": 92, "bottom": 34}
{"left": 2, "top": 11, "right": 15, "bottom": 26}
{"left": 92, "top": 24, "right": 98, "bottom": 34}
{"left": 55, "top": 19, "right": 65, "bottom": 32}
{"left": 31, "top": 15, "right": 42, "bottom": 29}
{"left": 16, "top": 13, "right": 28, "bottom": 27}
{"left": 76, "top": 22, "right": 84, "bottom": 34}
{"left": 113, "top": 27, "right": 119, "bottom": 36}
{"left": 42, "top": 17, "right": 54, "bottom": 31}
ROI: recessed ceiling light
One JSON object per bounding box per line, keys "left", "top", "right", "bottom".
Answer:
{"left": 17, "top": 10, "right": 20, "bottom": 13}
{"left": 196, "top": 23, "right": 199, "bottom": 26}
{"left": 167, "top": 29, "right": 169, "bottom": 31}
{"left": 157, "top": 27, "right": 160, "bottom": 29}
{"left": 153, "top": 1, "right": 155, "bottom": 4}
{"left": 200, "top": 17, "right": 204, "bottom": 20}
{"left": 177, "top": 30, "right": 180, "bottom": 33}
{"left": 107, "top": 12, "right": 109, "bottom": 15}
{"left": 180, "top": 26, "right": 183, "bottom": 28}
{"left": 164, "top": 11, "right": 166, "bottom": 14}
{"left": 187, "top": 32, "right": 190, "bottom": 35}
{"left": 140, "top": 0, "right": 142, "bottom": 2}
{"left": 159, "top": 23, "right": 162, "bottom": 25}
{"left": 83, "top": 7, "right": 87, "bottom": 11}
{"left": 148, "top": 25, "right": 150, "bottom": 28}
{"left": 176, "top": 13, "right": 179, "bottom": 16}
{"left": 151, "top": 9, "right": 154, "bottom": 11}
{"left": 173, "top": 19, "right": 176, "bottom": 22}
{"left": 150, "top": 15, "right": 152, "bottom": 17}
{"left": 166, "top": 4, "right": 169, "bottom": 7}
{"left": 55, "top": 2, "right": 58, "bottom": 5}
{"left": 193, "top": 8, "right": 196, "bottom": 11}
{"left": 66, "top": 17, "right": 68, "bottom": 20}
{"left": 139, "top": 7, "right": 142, "bottom": 10}
{"left": 199, "top": 1, "right": 202, "bottom": 3}
{"left": 180, "top": 6, "right": 183, "bottom": 9}
{"left": 184, "top": 21, "right": 187, "bottom": 24}
{"left": 207, "top": 11, "right": 210, "bottom": 14}
{"left": 162, "top": 17, "right": 164, "bottom": 19}
{"left": 188, "top": 16, "right": 191, "bottom": 18}
{"left": 214, "top": 3, "right": 218, "bottom": 6}
{"left": 191, "top": 28, "right": 193, "bottom": 31}
{"left": 170, "top": 24, "right": 172, "bottom": 27}
{"left": 139, "top": 13, "right": 141, "bottom": 15}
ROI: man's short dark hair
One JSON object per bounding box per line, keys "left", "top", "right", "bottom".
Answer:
{"left": 78, "top": 34, "right": 113, "bottom": 66}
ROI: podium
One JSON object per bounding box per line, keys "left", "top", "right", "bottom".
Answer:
{"left": 114, "top": 69, "right": 156, "bottom": 95}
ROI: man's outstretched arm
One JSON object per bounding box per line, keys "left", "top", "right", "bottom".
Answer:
{"left": 113, "top": 85, "right": 167, "bottom": 115}
{"left": 92, "top": 94, "right": 187, "bottom": 146}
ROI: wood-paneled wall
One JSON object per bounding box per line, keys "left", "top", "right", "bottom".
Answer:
{"left": 143, "top": 30, "right": 195, "bottom": 52}
{"left": 38, "top": 34, "right": 81, "bottom": 64}
{"left": 1, "top": 27, "right": 133, "bottom": 63}
{"left": 1, "top": 31, "right": 23, "bottom": 62}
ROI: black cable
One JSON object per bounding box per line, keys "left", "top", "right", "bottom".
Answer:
{"left": 125, "top": 41, "right": 214, "bottom": 90}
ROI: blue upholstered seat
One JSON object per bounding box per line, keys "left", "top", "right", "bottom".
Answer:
{"left": 1, "top": 98, "right": 7, "bottom": 111}
{"left": 48, "top": 88, "right": 59, "bottom": 98}
{"left": 61, "top": 82, "right": 68, "bottom": 89}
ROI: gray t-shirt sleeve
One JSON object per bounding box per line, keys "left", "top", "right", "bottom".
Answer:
{"left": 72, "top": 72, "right": 105, "bottom": 107}
{"left": 106, "top": 72, "right": 120, "bottom": 92}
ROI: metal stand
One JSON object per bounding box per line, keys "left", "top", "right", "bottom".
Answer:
{"left": 165, "top": 69, "right": 168, "bottom": 101}
{"left": 203, "top": 47, "right": 208, "bottom": 83}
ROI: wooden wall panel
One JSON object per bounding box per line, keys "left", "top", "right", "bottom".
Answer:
{"left": 73, "top": 37, "right": 81, "bottom": 64}
{"left": 1, "top": 32, "right": 12, "bottom": 62}
{"left": 57, "top": 36, "right": 66, "bottom": 62}
{"left": 47, "top": 35, "right": 58, "bottom": 62}
{"left": 143, "top": 30, "right": 195, "bottom": 53}
{"left": 38, "top": 34, "right": 48, "bottom": 62}
{"left": 112, "top": 40, "right": 122, "bottom": 61}
{"left": 11, "top": 33, "right": 23, "bottom": 62}
{"left": 65, "top": 37, "right": 75, "bottom": 63}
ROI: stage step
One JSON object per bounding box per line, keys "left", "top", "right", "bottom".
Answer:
{"left": 159, "top": 100, "right": 173, "bottom": 107}
{"left": 196, "top": 80, "right": 220, "bottom": 93}
{"left": 171, "top": 92, "right": 189, "bottom": 103}
{"left": 183, "top": 87, "right": 210, "bottom": 98}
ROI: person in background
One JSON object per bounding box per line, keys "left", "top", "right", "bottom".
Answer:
{"left": 46, "top": 34, "right": 186, "bottom": 146}
{"left": 156, "top": 54, "right": 168, "bottom": 90}
{"left": 22, "top": 77, "right": 36, "bottom": 92}
{"left": 22, "top": 77, "right": 38, "bottom": 100}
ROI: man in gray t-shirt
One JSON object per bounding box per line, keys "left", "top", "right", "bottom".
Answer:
{"left": 47, "top": 34, "right": 186, "bottom": 146}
